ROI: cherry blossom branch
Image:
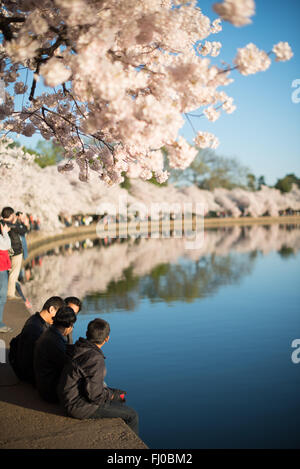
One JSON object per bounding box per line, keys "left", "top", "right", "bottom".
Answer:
{"left": 184, "top": 112, "right": 198, "bottom": 136}
{"left": 186, "top": 102, "right": 225, "bottom": 119}
{"left": 0, "top": 1, "right": 293, "bottom": 185}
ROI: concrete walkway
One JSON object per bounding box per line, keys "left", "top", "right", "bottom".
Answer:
{"left": 0, "top": 299, "right": 147, "bottom": 449}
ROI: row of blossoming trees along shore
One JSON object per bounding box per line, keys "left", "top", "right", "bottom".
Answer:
{"left": 1, "top": 138, "right": 300, "bottom": 232}
{"left": 0, "top": 0, "right": 294, "bottom": 189}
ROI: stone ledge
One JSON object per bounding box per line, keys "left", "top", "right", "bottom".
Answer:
{"left": 0, "top": 300, "right": 147, "bottom": 450}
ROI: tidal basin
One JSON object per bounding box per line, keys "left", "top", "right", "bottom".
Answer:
{"left": 20, "top": 223, "right": 300, "bottom": 448}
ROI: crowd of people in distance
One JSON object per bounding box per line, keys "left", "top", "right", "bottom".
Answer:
{"left": 207, "top": 208, "right": 300, "bottom": 218}
{"left": 26, "top": 213, "right": 41, "bottom": 231}
{"left": 59, "top": 213, "right": 95, "bottom": 228}
{"left": 59, "top": 207, "right": 300, "bottom": 230}
{"left": 59, "top": 213, "right": 130, "bottom": 228}
{"left": 8, "top": 296, "right": 139, "bottom": 434}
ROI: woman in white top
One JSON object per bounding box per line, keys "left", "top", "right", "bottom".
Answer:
{"left": 0, "top": 223, "right": 12, "bottom": 332}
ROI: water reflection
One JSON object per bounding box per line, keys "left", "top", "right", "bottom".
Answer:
{"left": 22, "top": 223, "right": 300, "bottom": 312}
{"left": 86, "top": 254, "right": 256, "bottom": 313}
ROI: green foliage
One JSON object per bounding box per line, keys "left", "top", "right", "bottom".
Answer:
{"left": 247, "top": 173, "right": 257, "bottom": 191}
{"left": 120, "top": 173, "right": 132, "bottom": 191}
{"left": 84, "top": 266, "right": 140, "bottom": 312}
{"left": 33, "top": 140, "right": 64, "bottom": 168}
{"left": 169, "top": 148, "right": 250, "bottom": 190}
{"left": 3, "top": 138, "right": 46, "bottom": 161}
{"left": 147, "top": 174, "right": 168, "bottom": 187}
{"left": 81, "top": 248, "right": 256, "bottom": 313}
{"left": 257, "top": 175, "right": 266, "bottom": 189}
{"left": 278, "top": 245, "right": 295, "bottom": 258}
{"left": 247, "top": 174, "right": 267, "bottom": 191}
{"left": 5, "top": 139, "right": 21, "bottom": 150}
{"left": 6, "top": 139, "right": 64, "bottom": 168}
{"left": 150, "top": 263, "right": 170, "bottom": 279}
{"left": 275, "top": 173, "right": 300, "bottom": 193}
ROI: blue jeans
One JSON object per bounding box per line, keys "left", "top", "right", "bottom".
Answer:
{"left": 20, "top": 236, "right": 28, "bottom": 260}
{"left": 89, "top": 400, "right": 139, "bottom": 435}
{"left": 0, "top": 270, "right": 8, "bottom": 328}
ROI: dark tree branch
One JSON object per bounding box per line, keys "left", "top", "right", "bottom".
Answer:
{"left": 0, "top": 15, "right": 26, "bottom": 41}
{"left": 29, "top": 63, "right": 40, "bottom": 102}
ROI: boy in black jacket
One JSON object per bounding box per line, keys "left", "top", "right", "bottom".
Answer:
{"left": 57, "top": 318, "right": 139, "bottom": 435}
{"left": 34, "top": 306, "right": 77, "bottom": 403}
{"left": 9, "top": 296, "right": 65, "bottom": 383}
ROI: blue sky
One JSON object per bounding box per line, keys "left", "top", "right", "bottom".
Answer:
{"left": 5, "top": 0, "right": 300, "bottom": 185}
{"left": 179, "top": 0, "right": 300, "bottom": 184}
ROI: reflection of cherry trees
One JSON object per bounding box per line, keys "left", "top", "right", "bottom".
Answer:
{"left": 22, "top": 224, "right": 300, "bottom": 312}
{"left": 1, "top": 139, "right": 300, "bottom": 231}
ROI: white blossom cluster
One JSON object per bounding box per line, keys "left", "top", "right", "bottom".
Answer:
{"left": 194, "top": 131, "right": 220, "bottom": 149}
{"left": 0, "top": 0, "right": 293, "bottom": 185}
{"left": 213, "top": 0, "right": 256, "bottom": 27}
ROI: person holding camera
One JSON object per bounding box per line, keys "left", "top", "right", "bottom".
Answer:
{"left": 1, "top": 207, "right": 28, "bottom": 299}
{"left": 16, "top": 211, "right": 29, "bottom": 261}
{"left": 0, "top": 221, "right": 12, "bottom": 332}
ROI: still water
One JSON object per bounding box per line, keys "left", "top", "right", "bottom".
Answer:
{"left": 25, "top": 224, "right": 300, "bottom": 448}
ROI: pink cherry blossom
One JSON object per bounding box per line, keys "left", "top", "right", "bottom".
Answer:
{"left": 213, "top": 0, "right": 255, "bottom": 27}
{"left": 272, "top": 42, "right": 293, "bottom": 62}
{"left": 0, "top": 0, "right": 293, "bottom": 185}
{"left": 234, "top": 43, "right": 271, "bottom": 75}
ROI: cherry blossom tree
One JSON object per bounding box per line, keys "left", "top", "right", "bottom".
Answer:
{"left": 0, "top": 0, "right": 294, "bottom": 186}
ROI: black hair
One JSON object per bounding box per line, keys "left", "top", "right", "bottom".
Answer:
{"left": 86, "top": 318, "right": 110, "bottom": 344}
{"left": 42, "top": 296, "right": 65, "bottom": 313}
{"left": 64, "top": 296, "right": 82, "bottom": 312}
{"left": 53, "top": 306, "right": 77, "bottom": 328}
{"left": 1, "top": 207, "right": 14, "bottom": 219}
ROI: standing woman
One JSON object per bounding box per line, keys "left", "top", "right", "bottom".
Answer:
{"left": 0, "top": 222, "right": 12, "bottom": 333}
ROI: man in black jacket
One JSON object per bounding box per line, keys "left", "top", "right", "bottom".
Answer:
{"left": 57, "top": 318, "right": 139, "bottom": 435}
{"left": 1, "top": 206, "right": 28, "bottom": 298}
{"left": 9, "top": 296, "right": 65, "bottom": 383}
{"left": 34, "top": 306, "right": 77, "bottom": 403}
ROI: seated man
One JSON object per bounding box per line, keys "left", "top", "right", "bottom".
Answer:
{"left": 57, "top": 318, "right": 139, "bottom": 435}
{"left": 64, "top": 296, "right": 82, "bottom": 344}
{"left": 9, "top": 296, "right": 65, "bottom": 383}
{"left": 34, "top": 306, "right": 77, "bottom": 403}
{"left": 64, "top": 296, "right": 82, "bottom": 315}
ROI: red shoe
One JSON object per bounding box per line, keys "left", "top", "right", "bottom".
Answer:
{"left": 25, "top": 299, "right": 32, "bottom": 309}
